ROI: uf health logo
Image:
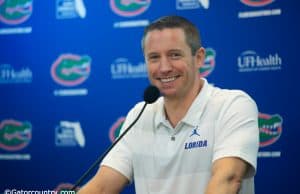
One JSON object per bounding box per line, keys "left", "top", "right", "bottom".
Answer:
{"left": 0, "top": 0, "right": 33, "bottom": 25}
{"left": 259, "top": 113, "right": 283, "bottom": 147}
{"left": 185, "top": 126, "right": 208, "bottom": 150}
{"left": 0, "top": 119, "right": 32, "bottom": 151}
{"left": 0, "top": 64, "right": 32, "bottom": 83}
{"left": 51, "top": 54, "right": 91, "bottom": 87}
{"left": 240, "top": 0, "right": 274, "bottom": 7}
{"left": 110, "top": 0, "right": 151, "bottom": 17}
{"left": 109, "top": 117, "right": 125, "bottom": 142}
{"left": 199, "top": 48, "right": 216, "bottom": 77}
{"left": 111, "top": 57, "right": 147, "bottom": 79}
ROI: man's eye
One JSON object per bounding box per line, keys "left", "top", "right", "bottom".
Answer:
{"left": 170, "top": 53, "right": 181, "bottom": 59}
{"left": 148, "top": 55, "right": 159, "bottom": 61}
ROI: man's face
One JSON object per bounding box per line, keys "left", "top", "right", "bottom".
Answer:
{"left": 144, "top": 28, "right": 203, "bottom": 99}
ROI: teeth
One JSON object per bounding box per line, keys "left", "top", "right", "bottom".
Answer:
{"left": 160, "top": 76, "right": 176, "bottom": 83}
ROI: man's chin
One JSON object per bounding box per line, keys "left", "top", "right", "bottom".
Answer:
{"left": 160, "top": 89, "right": 177, "bottom": 98}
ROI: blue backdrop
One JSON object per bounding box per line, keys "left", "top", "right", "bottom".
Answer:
{"left": 1, "top": 0, "right": 299, "bottom": 193}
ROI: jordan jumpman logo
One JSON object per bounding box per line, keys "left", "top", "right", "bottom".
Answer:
{"left": 190, "top": 126, "right": 200, "bottom": 137}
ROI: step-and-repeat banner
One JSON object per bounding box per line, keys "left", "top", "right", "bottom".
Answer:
{"left": 1, "top": 0, "right": 299, "bottom": 193}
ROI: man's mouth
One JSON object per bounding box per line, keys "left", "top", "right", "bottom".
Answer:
{"left": 159, "top": 76, "right": 179, "bottom": 83}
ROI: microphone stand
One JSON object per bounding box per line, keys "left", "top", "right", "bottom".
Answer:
{"left": 71, "top": 102, "right": 148, "bottom": 191}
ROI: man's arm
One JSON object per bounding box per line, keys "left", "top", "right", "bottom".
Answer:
{"left": 77, "top": 165, "right": 129, "bottom": 194}
{"left": 205, "top": 157, "right": 249, "bottom": 194}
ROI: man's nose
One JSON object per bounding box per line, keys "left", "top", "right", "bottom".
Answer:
{"left": 159, "top": 56, "right": 172, "bottom": 73}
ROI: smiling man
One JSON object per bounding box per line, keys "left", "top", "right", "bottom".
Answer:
{"left": 78, "top": 15, "right": 259, "bottom": 194}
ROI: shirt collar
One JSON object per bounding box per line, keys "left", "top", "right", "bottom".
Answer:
{"left": 181, "top": 78, "right": 212, "bottom": 126}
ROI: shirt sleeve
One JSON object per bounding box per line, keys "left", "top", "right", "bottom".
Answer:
{"left": 213, "top": 91, "right": 259, "bottom": 178}
{"left": 101, "top": 102, "right": 144, "bottom": 182}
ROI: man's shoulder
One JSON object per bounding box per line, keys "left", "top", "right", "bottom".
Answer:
{"left": 210, "top": 85, "right": 254, "bottom": 104}
{"left": 206, "top": 85, "right": 257, "bottom": 114}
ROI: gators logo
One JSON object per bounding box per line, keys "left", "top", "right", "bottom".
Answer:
{"left": 259, "top": 113, "right": 282, "bottom": 147}
{"left": 240, "top": 0, "right": 274, "bottom": 7}
{"left": 109, "top": 117, "right": 125, "bottom": 142}
{"left": 0, "top": 119, "right": 32, "bottom": 151}
{"left": 110, "top": 0, "right": 151, "bottom": 17}
{"left": 0, "top": 0, "right": 33, "bottom": 25}
{"left": 199, "top": 48, "right": 216, "bottom": 77}
{"left": 51, "top": 54, "right": 91, "bottom": 87}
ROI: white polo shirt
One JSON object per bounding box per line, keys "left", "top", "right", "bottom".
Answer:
{"left": 102, "top": 79, "right": 259, "bottom": 194}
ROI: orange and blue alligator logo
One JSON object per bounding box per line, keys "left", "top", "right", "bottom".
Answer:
{"left": 110, "top": 0, "right": 151, "bottom": 17}
{"left": 199, "top": 48, "right": 216, "bottom": 77}
{"left": 0, "top": 0, "right": 33, "bottom": 25}
{"left": 0, "top": 119, "right": 32, "bottom": 151}
{"left": 240, "top": 0, "right": 274, "bottom": 7}
{"left": 51, "top": 54, "right": 91, "bottom": 87}
{"left": 109, "top": 117, "right": 125, "bottom": 142}
{"left": 259, "top": 113, "right": 282, "bottom": 147}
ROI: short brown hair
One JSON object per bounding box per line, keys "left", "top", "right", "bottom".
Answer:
{"left": 141, "top": 15, "right": 202, "bottom": 55}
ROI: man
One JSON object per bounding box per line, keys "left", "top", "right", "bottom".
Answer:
{"left": 78, "top": 15, "right": 259, "bottom": 194}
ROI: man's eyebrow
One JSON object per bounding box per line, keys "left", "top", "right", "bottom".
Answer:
{"left": 146, "top": 52, "right": 159, "bottom": 57}
{"left": 168, "top": 49, "right": 183, "bottom": 53}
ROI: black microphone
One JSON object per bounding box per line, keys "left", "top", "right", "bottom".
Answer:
{"left": 71, "top": 85, "right": 160, "bottom": 191}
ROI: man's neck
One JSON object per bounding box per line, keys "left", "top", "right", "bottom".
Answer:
{"left": 164, "top": 79, "right": 204, "bottom": 128}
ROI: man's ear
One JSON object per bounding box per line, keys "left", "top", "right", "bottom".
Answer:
{"left": 195, "top": 47, "right": 206, "bottom": 69}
